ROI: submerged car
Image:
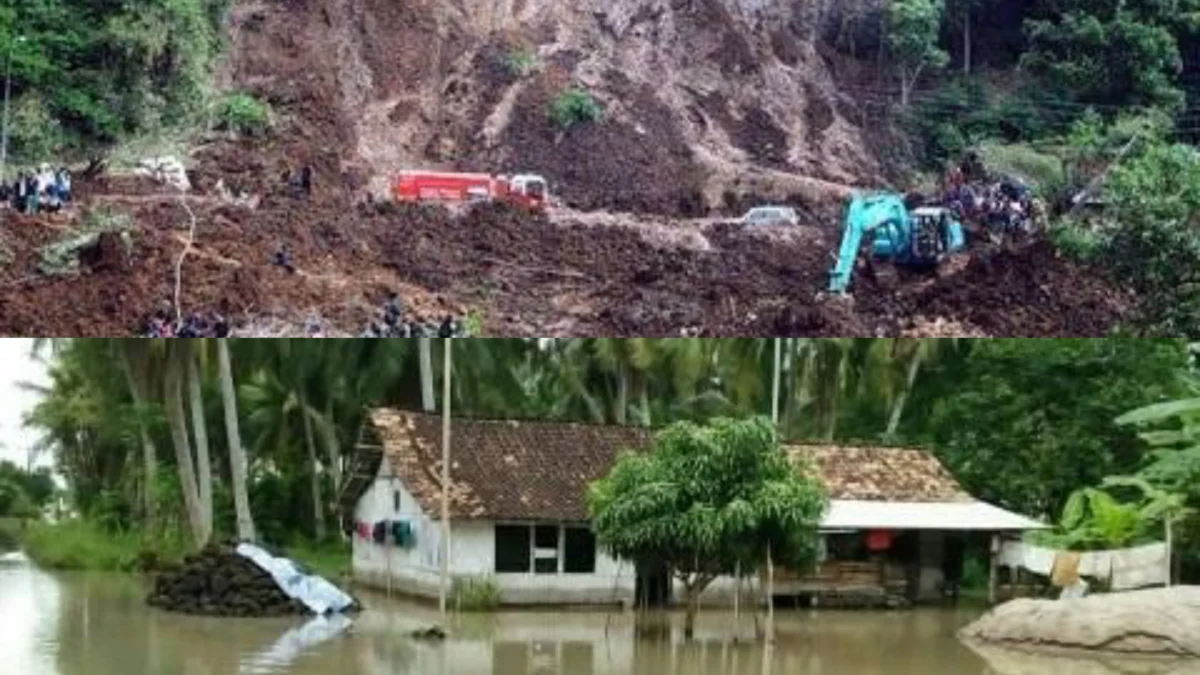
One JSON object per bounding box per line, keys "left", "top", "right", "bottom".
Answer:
{"left": 741, "top": 205, "right": 801, "bottom": 227}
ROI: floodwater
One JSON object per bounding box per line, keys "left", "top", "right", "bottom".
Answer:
{"left": 0, "top": 555, "right": 1196, "bottom": 675}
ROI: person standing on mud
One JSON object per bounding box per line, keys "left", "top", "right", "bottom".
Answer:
{"left": 300, "top": 165, "right": 313, "bottom": 198}
{"left": 25, "top": 173, "right": 39, "bottom": 214}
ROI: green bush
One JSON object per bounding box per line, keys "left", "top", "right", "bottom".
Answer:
{"left": 451, "top": 576, "right": 502, "bottom": 611}
{"left": 218, "top": 93, "right": 272, "bottom": 136}
{"left": 977, "top": 142, "right": 1067, "bottom": 196}
{"left": 548, "top": 88, "right": 603, "bottom": 129}
{"left": 503, "top": 49, "right": 537, "bottom": 78}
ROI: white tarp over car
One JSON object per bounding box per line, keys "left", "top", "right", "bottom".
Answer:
{"left": 822, "top": 499, "right": 1047, "bottom": 531}
{"left": 235, "top": 543, "right": 355, "bottom": 615}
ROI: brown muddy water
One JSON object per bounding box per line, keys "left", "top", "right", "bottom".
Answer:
{"left": 0, "top": 554, "right": 1192, "bottom": 675}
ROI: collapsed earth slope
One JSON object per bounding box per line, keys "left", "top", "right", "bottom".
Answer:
{"left": 219, "top": 0, "right": 876, "bottom": 213}
{"left": 0, "top": 0, "right": 1138, "bottom": 336}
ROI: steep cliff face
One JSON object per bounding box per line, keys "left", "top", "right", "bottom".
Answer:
{"left": 221, "top": 0, "right": 883, "bottom": 214}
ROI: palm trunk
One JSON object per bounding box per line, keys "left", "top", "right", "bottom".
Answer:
{"left": 418, "top": 338, "right": 435, "bottom": 412}
{"left": 765, "top": 542, "right": 775, "bottom": 645}
{"left": 301, "top": 392, "right": 326, "bottom": 541}
{"left": 885, "top": 347, "right": 924, "bottom": 438}
{"left": 187, "top": 352, "right": 213, "bottom": 544}
{"left": 614, "top": 365, "right": 629, "bottom": 424}
{"left": 165, "top": 350, "right": 206, "bottom": 547}
{"left": 218, "top": 340, "right": 256, "bottom": 542}
{"left": 119, "top": 352, "right": 156, "bottom": 522}
{"left": 321, "top": 396, "right": 345, "bottom": 539}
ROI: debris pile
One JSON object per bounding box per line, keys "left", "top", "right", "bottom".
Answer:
{"left": 146, "top": 542, "right": 360, "bottom": 617}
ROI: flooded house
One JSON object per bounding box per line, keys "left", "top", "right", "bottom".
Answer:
{"left": 340, "top": 410, "right": 1043, "bottom": 609}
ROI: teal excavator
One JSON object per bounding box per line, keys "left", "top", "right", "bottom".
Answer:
{"left": 828, "top": 193, "right": 966, "bottom": 293}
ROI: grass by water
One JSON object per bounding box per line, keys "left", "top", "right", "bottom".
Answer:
{"left": 20, "top": 519, "right": 351, "bottom": 582}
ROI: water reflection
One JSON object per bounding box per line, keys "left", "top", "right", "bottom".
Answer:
{"left": 4, "top": 557, "right": 1199, "bottom": 675}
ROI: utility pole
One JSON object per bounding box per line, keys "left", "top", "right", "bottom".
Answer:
{"left": 438, "top": 339, "right": 453, "bottom": 619}
{"left": 2, "top": 35, "right": 26, "bottom": 184}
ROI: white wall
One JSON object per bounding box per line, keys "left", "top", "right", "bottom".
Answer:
{"left": 352, "top": 464, "right": 443, "bottom": 598}
{"left": 352, "top": 464, "right": 635, "bottom": 605}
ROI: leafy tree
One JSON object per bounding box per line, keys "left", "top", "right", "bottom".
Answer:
{"left": 588, "top": 417, "right": 826, "bottom": 638}
{"left": 913, "top": 338, "right": 1189, "bottom": 519}
{"left": 887, "top": 0, "right": 950, "bottom": 107}
{"left": 1022, "top": 0, "right": 1199, "bottom": 109}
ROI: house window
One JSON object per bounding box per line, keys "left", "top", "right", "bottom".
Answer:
{"left": 563, "top": 527, "right": 596, "bottom": 573}
{"left": 393, "top": 490, "right": 400, "bottom": 512}
{"left": 533, "top": 525, "right": 559, "bottom": 574}
{"left": 495, "top": 525, "right": 531, "bottom": 572}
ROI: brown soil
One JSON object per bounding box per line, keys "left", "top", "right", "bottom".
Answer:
{"left": 0, "top": 0, "right": 1143, "bottom": 336}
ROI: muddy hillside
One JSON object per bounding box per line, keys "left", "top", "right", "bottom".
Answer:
{"left": 221, "top": 0, "right": 877, "bottom": 213}
{"left": 0, "top": 0, "right": 1140, "bottom": 336}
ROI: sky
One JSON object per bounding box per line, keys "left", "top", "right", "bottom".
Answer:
{"left": 0, "top": 339, "right": 50, "bottom": 470}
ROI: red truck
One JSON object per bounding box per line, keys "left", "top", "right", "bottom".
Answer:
{"left": 392, "top": 171, "right": 549, "bottom": 211}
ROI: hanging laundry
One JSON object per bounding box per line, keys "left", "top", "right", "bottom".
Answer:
{"left": 1019, "top": 545, "right": 1057, "bottom": 576}
{"left": 1059, "top": 578, "right": 1089, "bottom": 600}
{"left": 1050, "top": 551, "right": 1081, "bottom": 588}
{"left": 372, "top": 521, "right": 387, "bottom": 544}
{"left": 998, "top": 540, "right": 1024, "bottom": 569}
{"left": 1110, "top": 543, "right": 1168, "bottom": 591}
{"left": 391, "top": 520, "right": 414, "bottom": 548}
{"left": 1078, "top": 550, "right": 1112, "bottom": 580}
{"left": 357, "top": 521, "right": 370, "bottom": 540}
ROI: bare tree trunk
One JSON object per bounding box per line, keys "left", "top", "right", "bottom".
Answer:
{"left": 301, "top": 392, "right": 327, "bottom": 541}
{"left": 885, "top": 345, "right": 924, "bottom": 438}
{"left": 683, "top": 583, "right": 698, "bottom": 640}
{"left": 187, "top": 352, "right": 213, "bottom": 544}
{"left": 418, "top": 338, "right": 435, "bottom": 412}
{"left": 218, "top": 340, "right": 256, "bottom": 542}
{"left": 165, "top": 350, "right": 206, "bottom": 547}
{"left": 119, "top": 351, "right": 156, "bottom": 522}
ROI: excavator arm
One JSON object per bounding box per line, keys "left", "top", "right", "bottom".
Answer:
{"left": 828, "top": 194, "right": 908, "bottom": 294}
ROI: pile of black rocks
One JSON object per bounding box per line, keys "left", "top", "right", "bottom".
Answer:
{"left": 146, "top": 541, "right": 361, "bottom": 617}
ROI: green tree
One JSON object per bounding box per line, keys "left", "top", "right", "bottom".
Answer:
{"left": 914, "top": 338, "right": 1188, "bottom": 518}
{"left": 888, "top": 0, "right": 950, "bottom": 107}
{"left": 588, "top": 417, "right": 827, "bottom": 638}
{"left": 1022, "top": 0, "right": 1198, "bottom": 109}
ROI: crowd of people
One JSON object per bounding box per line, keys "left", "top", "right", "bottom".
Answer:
{"left": 940, "top": 152, "right": 1043, "bottom": 234}
{"left": 359, "top": 293, "right": 465, "bottom": 337}
{"left": 1, "top": 164, "right": 73, "bottom": 214}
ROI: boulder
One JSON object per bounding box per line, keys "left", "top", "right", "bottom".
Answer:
{"left": 959, "top": 587, "right": 1200, "bottom": 657}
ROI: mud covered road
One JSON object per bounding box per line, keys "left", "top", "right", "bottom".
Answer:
{"left": 0, "top": 171, "right": 1133, "bottom": 337}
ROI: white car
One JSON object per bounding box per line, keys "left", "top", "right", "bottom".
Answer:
{"left": 741, "top": 205, "right": 801, "bottom": 226}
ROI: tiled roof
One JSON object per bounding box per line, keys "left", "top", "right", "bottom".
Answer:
{"left": 364, "top": 411, "right": 972, "bottom": 521}
{"left": 366, "top": 409, "right": 653, "bottom": 521}
{"left": 786, "top": 444, "right": 972, "bottom": 502}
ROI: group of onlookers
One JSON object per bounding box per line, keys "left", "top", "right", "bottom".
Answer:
{"left": 1, "top": 164, "right": 72, "bottom": 214}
